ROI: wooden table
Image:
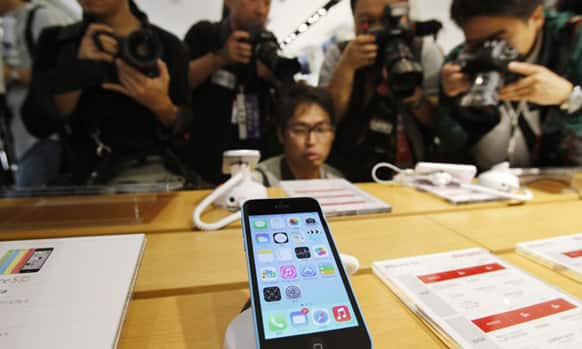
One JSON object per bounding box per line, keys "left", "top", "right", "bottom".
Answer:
{"left": 197, "top": 181, "right": 580, "bottom": 228}
{"left": 2, "top": 180, "right": 582, "bottom": 349}
{"left": 119, "top": 253, "right": 582, "bottom": 349}
{"left": 428, "top": 200, "right": 582, "bottom": 253}
{"left": 119, "top": 275, "right": 447, "bottom": 349}
{"left": 0, "top": 180, "right": 577, "bottom": 241}
{"left": 133, "top": 216, "right": 478, "bottom": 298}
{"left": 498, "top": 253, "right": 582, "bottom": 298}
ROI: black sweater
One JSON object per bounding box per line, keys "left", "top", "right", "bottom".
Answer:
{"left": 22, "top": 14, "right": 190, "bottom": 184}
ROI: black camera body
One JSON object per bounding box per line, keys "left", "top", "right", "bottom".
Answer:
{"left": 457, "top": 40, "right": 522, "bottom": 111}
{"left": 368, "top": 4, "right": 425, "bottom": 97}
{"left": 247, "top": 26, "right": 302, "bottom": 82}
{"left": 93, "top": 28, "right": 163, "bottom": 82}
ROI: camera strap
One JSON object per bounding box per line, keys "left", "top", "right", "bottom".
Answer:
{"left": 504, "top": 100, "right": 528, "bottom": 160}
{"left": 233, "top": 86, "right": 247, "bottom": 140}
{"left": 90, "top": 129, "right": 111, "bottom": 157}
{"left": 396, "top": 113, "right": 413, "bottom": 167}
{"left": 232, "top": 85, "right": 260, "bottom": 141}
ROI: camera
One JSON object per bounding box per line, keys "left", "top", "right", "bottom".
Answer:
{"left": 368, "top": 4, "right": 440, "bottom": 97}
{"left": 456, "top": 40, "right": 522, "bottom": 111}
{"left": 93, "top": 28, "right": 163, "bottom": 80}
{"left": 246, "top": 25, "right": 302, "bottom": 82}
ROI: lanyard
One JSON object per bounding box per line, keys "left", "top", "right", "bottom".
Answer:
{"left": 503, "top": 100, "right": 528, "bottom": 160}
{"left": 235, "top": 85, "right": 248, "bottom": 140}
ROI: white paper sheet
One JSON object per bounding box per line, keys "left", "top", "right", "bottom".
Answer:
{"left": 0, "top": 234, "right": 146, "bottom": 349}
{"left": 373, "top": 248, "right": 582, "bottom": 349}
{"left": 517, "top": 233, "right": 582, "bottom": 283}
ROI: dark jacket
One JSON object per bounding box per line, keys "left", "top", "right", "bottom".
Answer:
{"left": 330, "top": 39, "right": 429, "bottom": 182}
{"left": 22, "top": 8, "right": 190, "bottom": 184}
{"left": 183, "top": 18, "right": 279, "bottom": 185}
{"left": 435, "top": 10, "right": 582, "bottom": 167}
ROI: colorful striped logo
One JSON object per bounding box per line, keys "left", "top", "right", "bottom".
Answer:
{"left": 0, "top": 249, "right": 43, "bottom": 274}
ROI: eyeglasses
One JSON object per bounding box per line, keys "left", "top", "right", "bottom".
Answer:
{"left": 286, "top": 122, "right": 335, "bottom": 138}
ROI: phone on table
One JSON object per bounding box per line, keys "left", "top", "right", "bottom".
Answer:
{"left": 242, "top": 198, "right": 373, "bottom": 349}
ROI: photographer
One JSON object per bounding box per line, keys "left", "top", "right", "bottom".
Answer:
{"left": 184, "top": 0, "right": 280, "bottom": 185}
{"left": 22, "top": 0, "right": 191, "bottom": 185}
{"left": 319, "top": 0, "right": 444, "bottom": 182}
{"left": 0, "top": 0, "right": 72, "bottom": 186}
{"left": 254, "top": 83, "right": 343, "bottom": 187}
{"left": 436, "top": 0, "right": 582, "bottom": 170}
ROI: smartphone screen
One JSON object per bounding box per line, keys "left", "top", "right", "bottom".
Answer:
{"left": 243, "top": 199, "right": 371, "bottom": 348}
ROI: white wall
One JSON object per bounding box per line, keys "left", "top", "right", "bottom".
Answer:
{"left": 411, "top": 0, "right": 464, "bottom": 53}
{"left": 269, "top": 0, "right": 465, "bottom": 56}
{"left": 54, "top": 0, "right": 223, "bottom": 39}
{"left": 135, "top": 0, "right": 223, "bottom": 39}
{"left": 267, "top": 0, "right": 354, "bottom": 84}
{"left": 268, "top": 0, "right": 355, "bottom": 55}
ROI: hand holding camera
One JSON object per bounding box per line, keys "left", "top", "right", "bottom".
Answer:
{"left": 499, "top": 62, "right": 574, "bottom": 106}
{"left": 441, "top": 63, "right": 471, "bottom": 98}
{"left": 452, "top": 39, "right": 575, "bottom": 110}
{"left": 219, "top": 31, "right": 253, "bottom": 65}
{"left": 340, "top": 34, "right": 378, "bottom": 71}
{"left": 78, "top": 23, "right": 118, "bottom": 63}
{"left": 246, "top": 25, "right": 302, "bottom": 82}
{"left": 454, "top": 39, "right": 524, "bottom": 110}
{"left": 256, "top": 60, "right": 274, "bottom": 81}
{"left": 102, "top": 59, "right": 174, "bottom": 125}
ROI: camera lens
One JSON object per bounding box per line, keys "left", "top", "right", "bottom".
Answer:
{"left": 388, "top": 59, "right": 423, "bottom": 95}
{"left": 460, "top": 71, "right": 504, "bottom": 109}
{"left": 127, "top": 30, "right": 159, "bottom": 62}
{"left": 251, "top": 29, "right": 301, "bottom": 81}
{"left": 120, "top": 29, "right": 162, "bottom": 77}
{"left": 383, "top": 41, "right": 423, "bottom": 96}
{"left": 256, "top": 41, "right": 279, "bottom": 70}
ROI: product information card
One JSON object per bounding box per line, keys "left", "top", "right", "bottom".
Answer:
{"left": 517, "top": 233, "right": 582, "bottom": 283}
{"left": 373, "top": 248, "right": 582, "bottom": 349}
{"left": 281, "top": 179, "right": 391, "bottom": 217}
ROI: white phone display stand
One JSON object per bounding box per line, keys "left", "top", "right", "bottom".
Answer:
{"left": 223, "top": 254, "right": 360, "bottom": 349}
{"left": 193, "top": 150, "right": 267, "bottom": 231}
{"left": 373, "top": 161, "right": 533, "bottom": 202}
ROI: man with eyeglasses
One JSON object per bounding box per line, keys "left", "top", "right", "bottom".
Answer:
{"left": 254, "top": 84, "right": 342, "bottom": 187}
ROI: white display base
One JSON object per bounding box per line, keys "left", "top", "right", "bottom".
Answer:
{"left": 223, "top": 254, "right": 359, "bottom": 349}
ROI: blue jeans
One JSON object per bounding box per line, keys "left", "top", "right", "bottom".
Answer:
{"left": 15, "top": 139, "right": 61, "bottom": 187}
